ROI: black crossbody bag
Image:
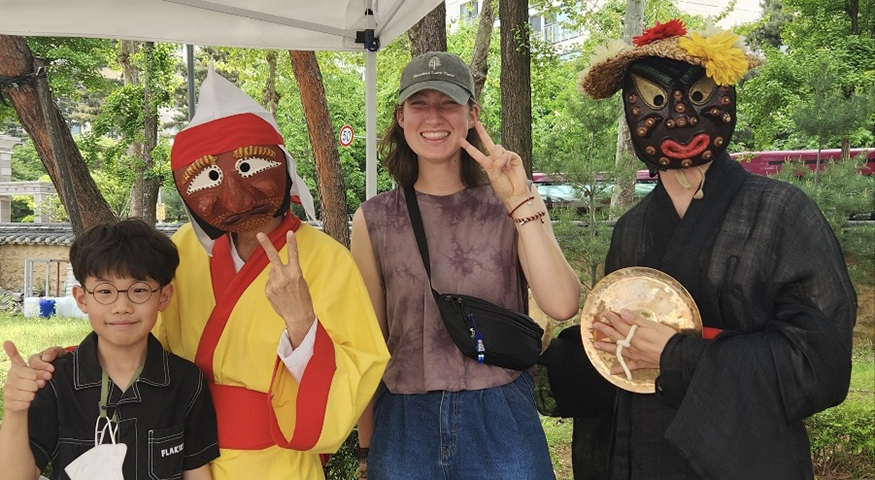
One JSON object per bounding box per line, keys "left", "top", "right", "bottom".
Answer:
{"left": 404, "top": 185, "right": 544, "bottom": 370}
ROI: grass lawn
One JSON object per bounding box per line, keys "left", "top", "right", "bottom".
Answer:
{"left": 543, "top": 416, "right": 574, "bottom": 479}
{"left": 0, "top": 311, "right": 870, "bottom": 479}
{"left": 0, "top": 312, "right": 92, "bottom": 414}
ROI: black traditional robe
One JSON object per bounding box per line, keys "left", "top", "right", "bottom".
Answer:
{"left": 604, "top": 155, "right": 856, "bottom": 479}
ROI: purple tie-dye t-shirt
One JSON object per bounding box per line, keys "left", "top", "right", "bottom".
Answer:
{"left": 361, "top": 185, "right": 525, "bottom": 394}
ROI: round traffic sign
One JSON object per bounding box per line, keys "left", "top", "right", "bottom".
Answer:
{"left": 339, "top": 124, "right": 354, "bottom": 147}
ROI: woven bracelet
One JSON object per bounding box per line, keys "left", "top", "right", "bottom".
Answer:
{"left": 514, "top": 210, "right": 546, "bottom": 225}
{"left": 507, "top": 196, "right": 535, "bottom": 217}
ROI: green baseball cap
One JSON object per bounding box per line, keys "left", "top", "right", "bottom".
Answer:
{"left": 397, "top": 51, "right": 475, "bottom": 105}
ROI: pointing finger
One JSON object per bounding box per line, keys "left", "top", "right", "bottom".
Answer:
{"left": 285, "top": 230, "right": 301, "bottom": 271}
{"left": 257, "top": 233, "right": 284, "bottom": 268}
{"left": 459, "top": 137, "right": 488, "bottom": 165}
{"left": 473, "top": 121, "right": 497, "bottom": 152}
{"left": 3, "top": 340, "right": 27, "bottom": 367}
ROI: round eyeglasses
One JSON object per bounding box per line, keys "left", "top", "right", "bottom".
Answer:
{"left": 83, "top": 282, "right": 161, "bottom": 305}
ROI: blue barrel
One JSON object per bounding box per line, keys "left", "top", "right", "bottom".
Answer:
{"left": 38, "top": 298, "right": 56, "bottom": 318}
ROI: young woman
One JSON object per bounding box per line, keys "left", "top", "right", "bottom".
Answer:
{"left": 351, "top": 51, "right": 581, "bottom": 480}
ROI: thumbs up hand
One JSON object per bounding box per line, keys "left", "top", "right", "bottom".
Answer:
{"left": 2, "top": 341, "right": 41, "bottom": 414}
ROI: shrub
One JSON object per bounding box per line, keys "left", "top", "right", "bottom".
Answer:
{"left": 806, "top": 342, "right": 875, "bottom": 478}
{"left": 807, "top": 395, "right": 875, "bottom": 478}
{"left": 774, "top": 155, "right": 875, "bottom": 286}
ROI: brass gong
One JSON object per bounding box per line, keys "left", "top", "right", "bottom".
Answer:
{"left": 580, "top": 266, "right": 701, "bottom": 393}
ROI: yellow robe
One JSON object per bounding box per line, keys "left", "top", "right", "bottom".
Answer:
{"left": 155, "top": 220, "right": 389, "bottom": 480}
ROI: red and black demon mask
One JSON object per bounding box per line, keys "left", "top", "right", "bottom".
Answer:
{"left": 622, "top": 57, "right": 736, "bottom": 171}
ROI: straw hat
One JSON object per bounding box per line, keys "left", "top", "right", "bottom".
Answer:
{"left": 579, "top": 19, "right": 762, "bottom": 99}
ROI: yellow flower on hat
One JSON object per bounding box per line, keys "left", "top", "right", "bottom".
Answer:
{"left": 678, "top": 29, "right": 749, "bottom": 85}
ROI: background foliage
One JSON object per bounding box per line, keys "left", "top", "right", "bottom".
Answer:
{"left": 1, "top": 2, "right": 874, "bottom": 477}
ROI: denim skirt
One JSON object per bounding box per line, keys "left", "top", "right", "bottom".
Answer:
{"left": 368, "top": 371, "right": 555, "bottom": 480}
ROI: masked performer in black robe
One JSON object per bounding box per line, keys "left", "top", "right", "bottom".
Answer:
{"left": 559, "top": 19, "right": 857, "bottom": 480}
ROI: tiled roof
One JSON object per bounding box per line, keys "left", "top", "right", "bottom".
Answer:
{"left": 0, "top": 223, "right": 184, "bottom": 246}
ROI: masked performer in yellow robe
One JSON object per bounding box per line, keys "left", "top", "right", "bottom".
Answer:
{"left": 156, "top": 68, "right": 389, "bottom": 480}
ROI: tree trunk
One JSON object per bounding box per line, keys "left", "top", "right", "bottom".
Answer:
{"left": 131, "top": 42, "right": 160, "bottom": 225}
{"left": 409, "top": 3, "right": 447, "bottom": 57}
{"left": 500, "top": 0, "right": 533, "bottom": 176}
{"left": 118, "top": 40, "right": 140, "bottom": 85}
{"left": 126, "top": 42, "right": 159, "bottom": 224}
{"left": 841, "top": 137, "right": 851, "bottom": 160}
{"left": 288, "top": 51, "right": 349, "bottom": 247}
{"left": 263, "top": 51, "right": 280, "bottom": 118}
{"left": 118, "top": 38, "right": 142, "bottom": 171}
{"left": 845, "top": 0, "right": 860, "bottom": 35}
{"left": 0, "top": 35, "right": 115, "bottom": 230}
{"left": 609, "top": 0, "right": 645, "bottom": 219}
{"left": 119, "top": 40, "right": 147, "bottom": 221}
{"left": 470, "top": 0, "right": 495, "bottom": 100}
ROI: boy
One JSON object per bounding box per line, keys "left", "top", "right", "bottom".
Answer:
{"left": 0, "top": 218, "right": 219, "bottom": 480}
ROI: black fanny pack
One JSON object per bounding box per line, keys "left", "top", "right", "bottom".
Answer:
{"left": 404, "top": 186, "right": 544, "bottom": 370}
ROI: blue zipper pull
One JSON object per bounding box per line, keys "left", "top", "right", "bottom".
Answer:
{"left": 468, "top": 314, "right": 486, "bottom": 363}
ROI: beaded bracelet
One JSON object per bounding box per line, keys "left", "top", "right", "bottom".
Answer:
{"left": 513, "top": 210, "right": 546, "bottom": 225}
{"left": 507, "top": 196, "right": 535, "bottom": 217}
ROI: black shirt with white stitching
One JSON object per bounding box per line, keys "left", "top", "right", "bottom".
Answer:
{"left": 27, "top": 332, "right": 219, "bottom": 480}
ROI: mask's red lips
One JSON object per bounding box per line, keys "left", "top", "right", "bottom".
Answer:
{"left": 661, "top": 133, "right": 710, "bottom": 159}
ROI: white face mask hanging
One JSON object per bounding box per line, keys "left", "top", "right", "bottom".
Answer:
{"left": 64, "top": 417, "right": 127, "bottom": 480}
{"left": 65, "top": 368, "right": 138, "bottom": 480}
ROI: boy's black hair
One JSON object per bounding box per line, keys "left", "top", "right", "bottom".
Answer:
{"left": 70, "top": 218, "right": 180, "bottom": 286}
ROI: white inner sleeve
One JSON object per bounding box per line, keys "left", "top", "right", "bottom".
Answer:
{"left": 277, "top": 319, "right": 318, "bottom": 382}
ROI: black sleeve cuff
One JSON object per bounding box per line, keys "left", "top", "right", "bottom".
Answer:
{"left": 656, "top": 333, "right": 708, "bottom": 408}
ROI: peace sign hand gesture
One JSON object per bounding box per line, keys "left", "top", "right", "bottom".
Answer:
{"left": 3, "top": 341, "right": 41, "bottom": 414}
{"left": 256, "top": 231, "right": 317, "bottom": 348}
{"left": 460, "top": 121, "right": 530, "bottom": 205}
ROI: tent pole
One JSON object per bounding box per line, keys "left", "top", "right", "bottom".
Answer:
{"left": 365, "top": 48, "right": 377, "bottom": 199}
{"left": 362, "top": 2, "right": 377, "bottom": 200}
{"left": 186, "top": 45, "right": 196, "bottom": 120}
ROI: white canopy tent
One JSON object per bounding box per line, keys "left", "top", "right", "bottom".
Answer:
{"left": 0, "top": 0, "right": 445, "bottom": 199}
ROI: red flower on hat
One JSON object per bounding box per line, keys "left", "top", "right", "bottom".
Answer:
{"left": 633, "top": 19, "right": 687, "bottom": 47}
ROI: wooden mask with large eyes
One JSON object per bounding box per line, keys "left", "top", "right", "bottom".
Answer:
{"left": 622, "top": 57, "right": 736, "bottom": 171}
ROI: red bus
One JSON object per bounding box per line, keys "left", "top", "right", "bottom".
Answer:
{"left": 634, "top": 149, "right": 874, "bottom": 179}
{"left": 729, "top": 148, "right": 875, "bottom": 176}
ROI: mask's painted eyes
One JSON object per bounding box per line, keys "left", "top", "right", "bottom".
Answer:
{"left": 689, "top": 76, "right": 717, "bottom": 105}
{"left": 186, "top": 165, "right": 223, "bottom": 195}
{"left": 631, "top": 74, "right": 668, "bottom": 110}
{"left": 235, "top": 157, "right": 281, "bottom": 179}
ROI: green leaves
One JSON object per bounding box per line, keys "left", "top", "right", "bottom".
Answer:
{"left": 775, "top": 154, "right": 875, "bottom": 284}
{"left": 792, "top": 58, "right": 875, "bottom": 152}
{"left": 737, "top": 0, "right": 875, "bottom": 151}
